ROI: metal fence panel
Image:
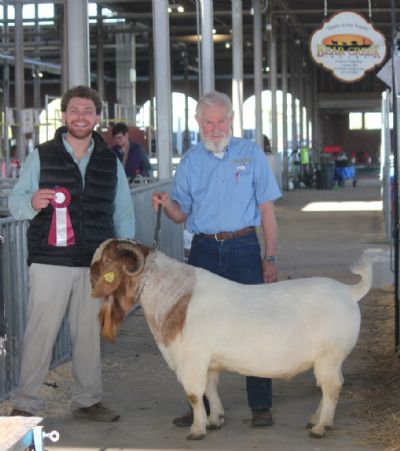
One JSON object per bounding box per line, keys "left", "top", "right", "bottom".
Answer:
{"left": 133, "top": 179, "right": 184, "bottom": 260}
{"left": 0, "top": 219, "right": 30, "bottom": 399}
{"left": 0, "top": 179, "right": 183, "bottom": 400}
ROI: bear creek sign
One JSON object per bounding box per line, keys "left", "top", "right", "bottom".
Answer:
{"left": 309, "top": 11, "right": 387, "bottom": 83}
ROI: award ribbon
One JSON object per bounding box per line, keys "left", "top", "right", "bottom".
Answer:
{"left": 48, "top": 186, "right": 75, "bottom": 247}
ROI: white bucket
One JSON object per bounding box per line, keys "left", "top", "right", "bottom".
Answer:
{"left": 363, "top": 248, "right": 394, "bottom": 289}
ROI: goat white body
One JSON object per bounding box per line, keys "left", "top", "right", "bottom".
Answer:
{"left": 137, "top": 251, "right": 370, "bottom": 439}
{"left": 91, "top": 241, "right": 371, "bottom": 440}
{"left": 161, "top": 270, "right": 359, "bottom": 376}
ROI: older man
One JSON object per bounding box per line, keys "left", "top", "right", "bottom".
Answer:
{"left": 152, "top": 90, "right": 281, "bottom": 428}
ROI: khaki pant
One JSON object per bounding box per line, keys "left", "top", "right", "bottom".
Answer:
{"left": 12, "top": 264, "right": 102, "bottom": 413}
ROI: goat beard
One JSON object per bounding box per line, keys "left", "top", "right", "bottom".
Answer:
{"left": 98, "top": 295, "right": 124, "bottom": 342}
{"left": 200, "top": 130, "right": 231, "bottom": 153}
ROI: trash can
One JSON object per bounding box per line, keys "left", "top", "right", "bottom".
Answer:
{"left": 316, "top": 162, "right": 334, "bottom": 189}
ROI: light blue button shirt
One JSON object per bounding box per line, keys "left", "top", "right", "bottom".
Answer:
{"left": 8, "top": 135, "right": 135, "bottom": 239}
{"left": 172, "top": 137, "right": 281, "bottom": 234}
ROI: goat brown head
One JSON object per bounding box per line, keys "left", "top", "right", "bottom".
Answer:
{"left": 90, "top": 239, "right": 151, "bottom": 341}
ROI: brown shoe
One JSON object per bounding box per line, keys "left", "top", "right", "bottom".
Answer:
{"left": 251, "top": 409, "right": 274, "bottom": 427}
{"left": 10, "top": 408, "right": 33, "bottom": 417}
{"left": 72, "top": 402, "right": 120, "bottom": 422}
{"left": 172, "top": 409, "right": 193, "bottom": 427}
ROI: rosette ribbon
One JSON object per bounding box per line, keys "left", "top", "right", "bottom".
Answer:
{"left": 48, "top": 187, "right": 75, "bottom": 247}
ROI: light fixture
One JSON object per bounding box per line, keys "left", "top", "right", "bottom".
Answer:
{"left": 168, "top": 4, "right": 184, "bottom": 13}
{"left": 225, "top": 42, "right": 231, "bottom": 49}
{"left": 32, "top": 70, "right": 44, "bottom": 78}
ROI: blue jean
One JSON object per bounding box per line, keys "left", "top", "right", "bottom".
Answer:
{"left": 188, "top": 231, "right": 272, "bottom": 410}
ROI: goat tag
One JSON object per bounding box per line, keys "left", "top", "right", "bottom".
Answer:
{"left": 104, "top": 272, "right": 115, "bottom": 283}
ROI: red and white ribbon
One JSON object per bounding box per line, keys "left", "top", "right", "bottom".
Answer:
{"left": 48, "top": 187, "right": 75, "bottom": 247}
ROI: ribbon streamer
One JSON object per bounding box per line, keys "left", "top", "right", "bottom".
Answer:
{"left": 48, "top": 187, "right": 75, "bottom": 247}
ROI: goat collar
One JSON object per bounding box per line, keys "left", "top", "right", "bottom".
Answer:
{"left": 135, "top": 250, "right": 157, "bottom": 304}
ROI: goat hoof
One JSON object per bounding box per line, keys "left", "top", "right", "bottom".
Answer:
{"left": 305, "top": 422, "right": 314, "bottom": 430}
{"left": 207, "top": 415, "right": 224, "bottom": 430}
{"left": 186, "top": 432, "right": 206, "bottom": 440}
{"left": 309, "top": 429, "right": 325, "bottom": 439}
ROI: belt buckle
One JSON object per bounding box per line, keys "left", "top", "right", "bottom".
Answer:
{"left": 214, "top": 233, "right": 224, "bottom": 242}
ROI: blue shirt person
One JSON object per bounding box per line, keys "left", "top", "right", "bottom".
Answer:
{"left": 152, "top": 91, "right": 281, "bottom": 429}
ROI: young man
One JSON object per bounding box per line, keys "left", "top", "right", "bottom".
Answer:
{"left": 111, "top": 122, "right": 152, "bottom": 180}
{"left": 8, "top": 85, "right": 135, "bottom": 421}
{"left": 152, "top": 90, "right": 281, "bottom": 428}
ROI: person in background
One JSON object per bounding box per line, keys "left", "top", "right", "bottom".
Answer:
{"left": 111, "top": 122, "right": 152, "bottom": 180}
{"left": 263, "top": 135, "right": 272, "bottom": 154}
{"left": 8, "top": 85, "right": 135, "bottom": 421}
{"left": 152, "top": 90, "right": 281, "bottom": 429}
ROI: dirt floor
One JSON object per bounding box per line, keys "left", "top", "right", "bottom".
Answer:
{"left": 1, "top": 173, "right": 399, "bottom": 451}
{"left": 274, "top": 174, "right": 399, "bottom": 451}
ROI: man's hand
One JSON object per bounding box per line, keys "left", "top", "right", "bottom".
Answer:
{"left": 263, "top": 260, "right": 278, "bottom": 284}
{"left": 151, "top": 191, "right": 187, "bottom": 224}
{"left": 151, "top": 191, "right": 170, "bottom": 211}
{"left": 31, "top": 189, "right": 56, "bottom": 211}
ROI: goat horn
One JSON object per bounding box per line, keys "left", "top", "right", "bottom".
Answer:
{"left": 117, "top": 242, "right": 145, "bottom": 276}
{"left": 92, "top": 238, "right": 114, "bottom": 265}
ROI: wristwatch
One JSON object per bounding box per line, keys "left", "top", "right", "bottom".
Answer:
{"left": 264, "top": 255, "right": 279, "bottom": 264}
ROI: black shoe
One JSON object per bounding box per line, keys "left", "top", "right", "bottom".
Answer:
{"left": 172, "top": 409, "right": 193, "bottom": 427}
{"left": 72, "top": 402, "right": 120, "bottom": 422}
{"left": 10, "top": 408, "right": 33, "bottom": 417}
{"left": 251, "top": 408, "right": 274, "bottom": 427}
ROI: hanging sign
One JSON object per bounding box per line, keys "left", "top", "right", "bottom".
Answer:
{"left": 21, "top": 108, "right": 34, "bottom": 134}
{"left": 309, "top": 11, "right": 386, "bottom": 83}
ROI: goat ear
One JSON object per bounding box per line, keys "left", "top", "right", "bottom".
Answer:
{"left": 90, "top": 260, "right": 101, "bottom": 287}
{"left": 92, "top": 269, "right": 122, "bottom": 298}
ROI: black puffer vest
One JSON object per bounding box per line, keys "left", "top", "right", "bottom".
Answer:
{"left": 27, "top": 126, "right": 117, "bottom": 267}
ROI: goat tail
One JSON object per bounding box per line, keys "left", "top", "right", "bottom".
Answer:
{"left": 348, "top": 254, "right": 372, "bottom": 303}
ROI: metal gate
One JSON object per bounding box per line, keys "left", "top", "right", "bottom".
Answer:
{"left": 0, "top": 179, "right": 183, "bottom": 401}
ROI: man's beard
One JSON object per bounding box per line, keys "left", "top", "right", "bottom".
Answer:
{"left": 65, "top": 121, "right": 95, "bottom": 140}
{"left": 201, "top": 130, "right": 231, "bottom": 153}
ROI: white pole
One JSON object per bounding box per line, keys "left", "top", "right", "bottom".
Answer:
{"left": 65, "top": 0, "right": 90, "bottom": 87}
{"left": 152, "top": 0, "right": 173, "bottom": 179}
{"left": 232, "top": 0, "right": 243, "bottom": 137}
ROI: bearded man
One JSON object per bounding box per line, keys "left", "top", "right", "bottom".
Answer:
{"left": 8, "top": 85, "right": 135, "bottom": 421}
{"left": 151, "top": 90, "right": 281, "bottom": 428}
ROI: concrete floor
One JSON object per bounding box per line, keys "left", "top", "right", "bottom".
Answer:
{"left": 39, "top": 174, "right": 387, "bottom": 450}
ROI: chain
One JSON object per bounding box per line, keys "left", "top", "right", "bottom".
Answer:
{"left": 0, "top": 335, "right": 6, "bottom": 356}
{"left": 323, "top": 0, "right": 371, "bottom": 20}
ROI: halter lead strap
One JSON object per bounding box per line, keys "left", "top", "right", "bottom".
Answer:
{"left": 153, "top": 204, "right": 162, "bottom": 250}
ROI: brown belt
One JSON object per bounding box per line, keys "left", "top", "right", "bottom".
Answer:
{"left": 199, "top": 226, "right": 256, "bottom": 241}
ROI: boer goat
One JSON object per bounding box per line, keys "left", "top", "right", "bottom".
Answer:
{"left": 90, "top": 239, "right": 371, "bottom": 441}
